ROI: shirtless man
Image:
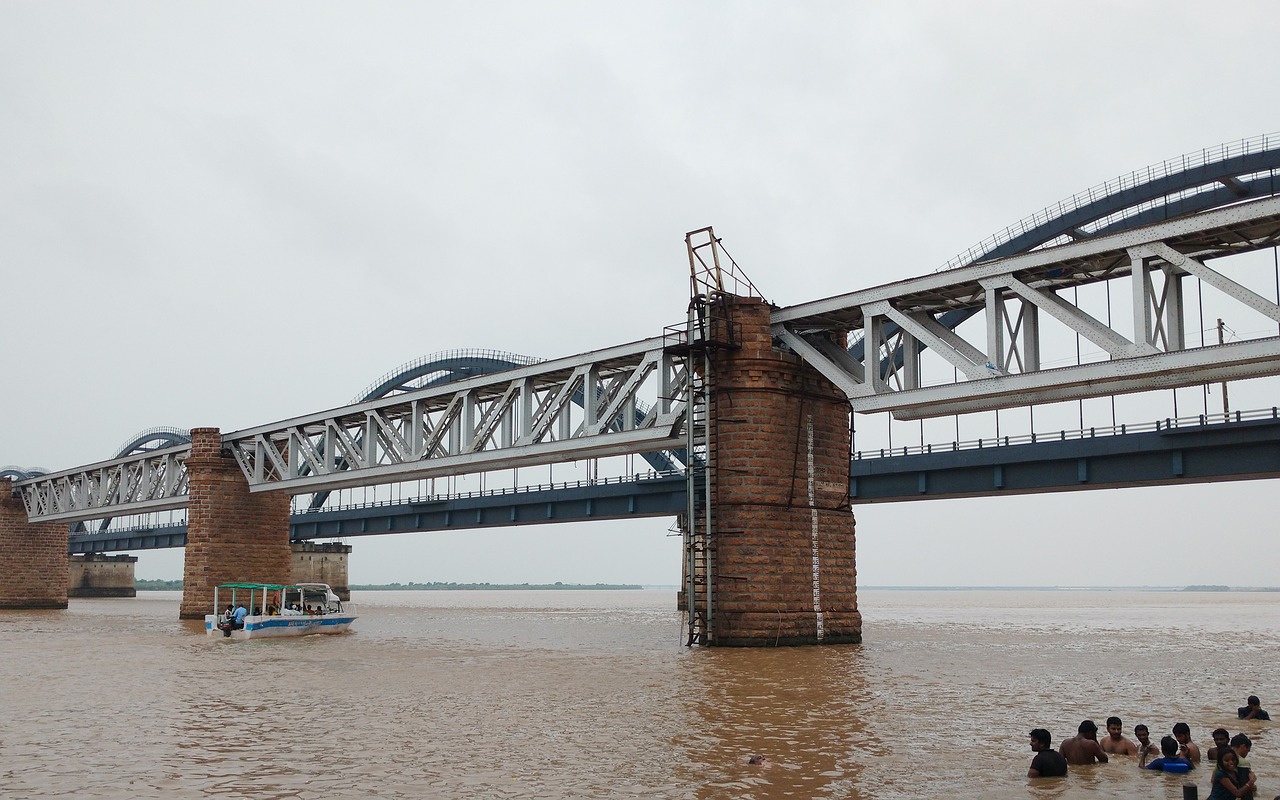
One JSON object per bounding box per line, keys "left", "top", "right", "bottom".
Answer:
{"left": 1059, "top": 719, "right": 1109, "bottom": 765}
{"left": 1101, "top": 716, "right": 1138, "bottom": 756}
{"left": 1172, "top": 722, "right": 1201, "bottom": 764}
{"left": 1135, "top": 725, "right": 1159, "bottom": 766}
{"left": 1207, "top": 728, "right": 1232, "bottom": 761}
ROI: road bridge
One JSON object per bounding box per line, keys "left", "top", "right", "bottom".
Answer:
{"left": 6, "top": 133, "right": 1280, "bottom": 645}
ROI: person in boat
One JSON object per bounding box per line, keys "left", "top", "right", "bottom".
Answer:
{"left": 1027, "top": 729, "right": 1068, "bottom": 778}
{"left": 1144, "top": 735, "right": 1194, "bottom": 773}
{"left": 1173, "top": 722, "right": 1202, "bottom": 764}
{"left": 1239, "top": 696, "right": 1271, "bottom": 721}
{"left": 232, "top": 602, "right": 249, "bottom": 630}
{"left": 217, "top": 605, "right": 236, "bottom": 636}
{"left": 1059, "top": 720, "right": 1108, "bottom": 765}
{"left": 1208, "top": 728, "right": 1233, "bottom": 761}
{"left": 1101, "top": 716, "right": 1138, "bottom": 756}
{"left": 1135, "top": 724, "right": 1159, "bottom": 766}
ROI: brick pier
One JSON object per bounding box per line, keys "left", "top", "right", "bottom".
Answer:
{"left": 179, "top": 428, "right": 292, "bottom": 619}
{"left": 708, "top": 297, "right": 861, "bottom": 645}
{"left": 0, "top": 477, "right": 69, "bottom": 609}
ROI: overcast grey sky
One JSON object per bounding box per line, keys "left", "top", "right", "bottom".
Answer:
{"left": 3, "top": 2, "right": 1279, "bottom": 586}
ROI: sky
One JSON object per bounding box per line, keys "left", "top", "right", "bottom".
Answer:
{"left": 3, "top": 2, "right": 1280, "bottom": 587}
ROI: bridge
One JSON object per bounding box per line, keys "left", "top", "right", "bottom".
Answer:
{"left": 4, "top": 133, "right": 1280, "bottom": 646}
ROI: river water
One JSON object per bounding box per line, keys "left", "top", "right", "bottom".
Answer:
{"left": 2, "top": 589, "right": 1277, "bottom": 799}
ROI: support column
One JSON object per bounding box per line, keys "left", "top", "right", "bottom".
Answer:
{"left": 710, "top": 297, "right": 861, "bottom": 645}
{"left": 291, "top": 541, "right": 352, "bottom": 600}
{"left": 69, "top": 553, "right": 138, "bottom": 597}
{"left": 179, "top": 428, "right": 292, "bottom": 619}
{"left": 0, "top": 477, "right": 69, "bottom": 609}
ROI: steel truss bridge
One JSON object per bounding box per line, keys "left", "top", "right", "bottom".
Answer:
{"left": 9, "top": 134, "right": 1280, "bottom": 547}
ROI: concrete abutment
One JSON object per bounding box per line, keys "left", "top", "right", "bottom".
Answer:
{"left": 69, "top": 554, "right": 138, "bottom": 597}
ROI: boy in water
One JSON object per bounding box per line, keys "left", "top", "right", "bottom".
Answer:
{"left": 1144, "top": 736, "right": 1194, "bottom": 773}
{"left": 1172, "top": 722, "right": 1201, "bottom": 763}
{"left": 1207, "top": 728, "right": 1232, "bottom": 761}
{"left": 1135, "top": 724, "right": 1158, "bottom": 766}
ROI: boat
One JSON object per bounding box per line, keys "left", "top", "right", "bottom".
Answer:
{"left": 204, "top": 582, "right": 357, "bottom": 639}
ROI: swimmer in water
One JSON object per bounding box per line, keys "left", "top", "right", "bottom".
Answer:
{"left": 1059, "top": 720, "right": 1109, "bottom": 765}
{"left": 1101, "top": 716, "right": 1138, "bottom": 756}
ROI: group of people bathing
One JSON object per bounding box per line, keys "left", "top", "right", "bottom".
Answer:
{"left": 1028, "top": 696, "right": 1272, "bottom": 799}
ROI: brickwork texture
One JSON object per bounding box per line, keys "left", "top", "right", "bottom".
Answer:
{"left": 709, "top": 297, "right": 861, "bottom": 645}
{"left": 0, "top": 477, "right": 69, "bottom": 609}
{"left": 179, "top": 428, "right": 292, "bottom": 619}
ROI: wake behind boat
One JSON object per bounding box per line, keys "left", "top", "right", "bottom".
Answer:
{"left": 205, "top": 582, "right": 356, "bottom": 639}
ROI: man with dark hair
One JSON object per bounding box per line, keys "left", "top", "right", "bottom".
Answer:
{"left": 1135, "top": 724, "right": 1158, "bottom": 766}
{"left": 1207, "top": 728, "right": 1232, "bottom": 761}
{"left": 1028, "top": 729, "right": 1068, "bottom": 778}
{"left": 1101, "top": 716, "right": 1138, "bottom": 755}
{"left": 1239, "top": 695, "right": 1271, "bottom": 721}
{"left": 1059, "top": 720, "right": 1109, "bottom": 765}
{"left": 1172, "top": 722, "right": 1201, "bottom": 763}
{"left": 1144, "top": 735, "right": 1194, "bottom": 773}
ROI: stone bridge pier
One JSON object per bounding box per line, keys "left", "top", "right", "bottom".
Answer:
{"left": 178, "top": 427, "right": 292, "bottom": 619}
{"left": 706, "top": 297, "right": 861, "bottom": 645}
{"left": 0, "top": 476, "right": 69, "bottom": 609}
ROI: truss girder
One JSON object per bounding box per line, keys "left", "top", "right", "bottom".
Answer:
{"left": 773, "top": 196, "right": 1280, "bottom": 418}
{"left": 223, "top": 338, "right": 688, "bottom": 495}
{"left": 14, "top": 445, "right": 191, "bottom": 524}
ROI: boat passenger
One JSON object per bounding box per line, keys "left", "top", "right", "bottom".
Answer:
{"left": 232, "top": 603, "right": 248, "bottom": 629}
{"left": 217, "top": 605, "right": 236, "bottom": 636}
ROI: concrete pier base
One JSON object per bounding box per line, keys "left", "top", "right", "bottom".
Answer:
{"left": 179, "top": 428, "right": 292, "bottom": 619}
{"left": 0, "top": 477, "right": 69, "bottom": 609}
{"left": 69, "top": 553, "right": 138, "bottom": 598}
{"left": 292, "top": 541, "right": 351, "bottom": 600}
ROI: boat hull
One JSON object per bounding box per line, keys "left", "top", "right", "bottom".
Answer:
{"left": 205, "top": 613, "right": 356, "bottom": 639}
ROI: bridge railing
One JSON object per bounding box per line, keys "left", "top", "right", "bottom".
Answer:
{"left": 939, "top": 132, "right": 1280, "bottom": 271}
{"left": 292, "top": 469, "right": 683, "bottom": 515}
{"left": 854, "top": 405, "right": 1280, "bottom": 460}
{"left": 69, "top": 470, "right": 685, "bottom": 545}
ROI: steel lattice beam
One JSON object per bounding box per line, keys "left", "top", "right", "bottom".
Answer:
{"left": 774, "top": 196, "right": 1280, "bottom": 419}
{"left": 15, "top": 445, "right": 191, "bottom": 524}
{"left": 224, "top": 337, "right": 688, "bottom": 494}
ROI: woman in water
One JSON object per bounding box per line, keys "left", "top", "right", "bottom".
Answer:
{"left": 1207, "top": 748, "right": 1255, "bottom": 799}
